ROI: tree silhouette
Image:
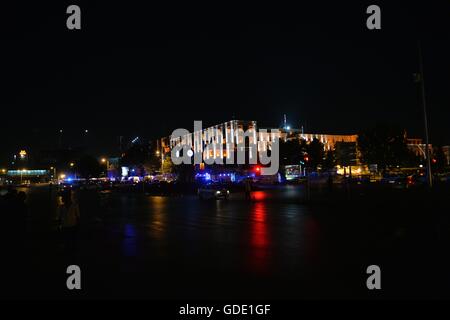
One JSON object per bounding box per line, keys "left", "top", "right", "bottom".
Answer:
{"left": 357, "top": 125, "right": 413, "bottom": 171}
{"left": 322, "top": 149, "right": 336, "bottom": 171}
{"left": 77, "top": 155, "right": 102, "bottom": 179}
{"left": 335, "top": 142, "right": 356, "bottom": 167}
{"left": 162, "top": 156, "right": 174, "bottom": 174}
{"left": 120, "top": 141, "right": 162, "bottom": 175}
{"left": 279, "top": 139, "right": 306, "bottom": 165}
{"left": 306, "top": 138, "right": 324, "bottom": 171}
{"left": 278, "top": 139, "right": 307, "bottom": 178}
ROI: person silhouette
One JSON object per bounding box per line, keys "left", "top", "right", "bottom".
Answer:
{"left": 57, "top": 189, "right": 80, "bottom": 252}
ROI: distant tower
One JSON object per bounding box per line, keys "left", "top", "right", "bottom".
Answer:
{"left": 283, "top": 114, "right": 287, "bottom": 129}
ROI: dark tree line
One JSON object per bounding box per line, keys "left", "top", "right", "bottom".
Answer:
{"left": 120, "top": 141, "right": 161, "bottom": 175}
{"left": 357, "top": 125, "right": 420, "bottom": 171}
{"left": 279, "top": 138, "right": 331, "bottom": 172}
{"left": 278, "top": 124, "right": 435, "bottom": 176}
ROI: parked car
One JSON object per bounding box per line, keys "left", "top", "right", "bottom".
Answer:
{"left": 380, "top": 174, "right": 403, "bottom": 185}
{"left": 198, "top": 183, "right": 230, "bottom": 200}
{"left": 380, "top": 174, "right": 424, "bottom": 189}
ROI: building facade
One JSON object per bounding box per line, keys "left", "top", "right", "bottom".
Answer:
{"left": 159, "top": 120, "right": 357, "bottom": 167}
{"left": 161, "top": 120, "right": 263, "bottom": 165}
{"left": 407, "top": 138, "right": 432, "bottom": 158}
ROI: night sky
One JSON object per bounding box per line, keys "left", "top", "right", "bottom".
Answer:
{"left": 2, "top": 2, "right": 450, "bottom": 164}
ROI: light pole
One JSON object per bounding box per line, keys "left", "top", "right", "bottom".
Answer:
{"left": 69, "top": 162, "right": 76, "bottom": 180}
{"left": 84, "top": 129, "right": 89, "bottom": 151}
{"left": 50, "top": 167, "right": 56, "bottom": 183}
{"left": 59, "top": 129, "right": 63, "bottom": 149}
{"left": 101, "top": 158, "right": 109, "bottom": 178}
{"left": 418, "top": 40, "right": 433, "bottom": 188}
{"left": 155, "top": 150, "right": 162, "bottom": 173}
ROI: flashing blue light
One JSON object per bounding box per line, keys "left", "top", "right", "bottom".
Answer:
{"left": 67, "top": 177, "right": 73, "bottom": 182}
{"left": 205, "top": 173, "right": 211, "bottom": 181}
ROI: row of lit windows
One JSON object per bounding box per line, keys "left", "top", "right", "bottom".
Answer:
{"left": 7, "top": 170, "right": 49, "bottom": 176}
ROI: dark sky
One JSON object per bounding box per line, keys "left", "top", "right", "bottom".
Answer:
{"left": 2, "top": 2, "right": 450, "bottom": 164}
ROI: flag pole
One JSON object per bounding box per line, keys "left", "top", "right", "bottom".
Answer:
{"left": 418, "top": 40, "right": 433, "bottom": 187}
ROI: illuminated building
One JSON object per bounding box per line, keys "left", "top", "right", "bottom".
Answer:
{"left": 160, "top": 120, "right": 261, "bottom": 164}
{"left": 158, "top": 120, "right": 443, "bottom": 174}
{"left": 255, "top": 126, "right": 357, "bottom": 154}
{"left": 159, "top": 120, "right": 357, "bottom": 167}
{"left": 407, "top": 138, "right": 432, "bottom": 159}
{"left": 5, "top": 169, "right": 51, "bottom": 184}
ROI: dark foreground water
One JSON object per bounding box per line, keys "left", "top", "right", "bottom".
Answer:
{"left": 1, "top": 184, "right": 450, "bottom": 299}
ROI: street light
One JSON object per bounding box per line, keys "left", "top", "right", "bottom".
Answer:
{"left": 50, "top": 167, "right": 56, "bottom": 182}
{"left": 101, "top": 158, "right": 109, "bottom": 178}
{"left": 84, "top": 129, "right": 89, "bottom": 150}
{"left": 70, "top": 162, "right": 75, "bottom": 167}
{"left": 20, "top": 169, "right": 27, "bottom": 184}
{"left": 59, "top": 129, "right": 63, "bottom": 148}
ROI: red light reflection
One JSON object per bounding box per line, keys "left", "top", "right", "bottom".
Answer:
{"left": 251, "top": 191, "right": 268, "bottom": 201}
{"left": 247, "top": 202, "right": 270, "bottom": 274}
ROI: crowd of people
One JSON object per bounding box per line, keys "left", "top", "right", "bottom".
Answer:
{"left": 0, "top": 187, "right": 28, "bottom": 234}
{"left": 0, "top": 186, "right": 81, "bottom": 252}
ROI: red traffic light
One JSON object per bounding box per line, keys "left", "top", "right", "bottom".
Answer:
{"left": 304, "top": 156, "right": 309, "bottom": 162}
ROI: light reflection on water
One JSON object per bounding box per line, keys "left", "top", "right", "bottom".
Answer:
{"left": 122, "top": 223, "right": 137, "bottom": 257}
{"left": 247, "top": 201, "right": 270, "bottom": 274}
{"left": 147, "top": 196, "right": 168, "bottom": 240}
{"left": 116, "top": 187, "right": 321, "bottom": 275}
